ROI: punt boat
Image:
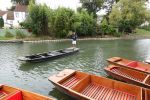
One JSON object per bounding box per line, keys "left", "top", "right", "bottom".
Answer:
{"left": 18, "top": 47, "right": 79, "bottom": 62}
{"left": 48, "top": 69, "right": 143, "bottom": 100}
{"left": 107, "top": 57, "right": 150, "bottom": 74}
{"left": 104, "top": 65, "right": 150, "bottom": 88}
{"left": 0, "top": 84, "right": 54, "bottom": 100}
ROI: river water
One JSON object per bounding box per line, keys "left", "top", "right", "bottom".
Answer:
{"left": 0, "top": 39, "right": 150, "bottom": 99}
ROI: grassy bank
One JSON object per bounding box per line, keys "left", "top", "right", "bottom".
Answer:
{"left": 0, "top": 28, "right": 150, "bottom": 41}
{"left": 135, "top": 28, "right": 150, "bottom": 36}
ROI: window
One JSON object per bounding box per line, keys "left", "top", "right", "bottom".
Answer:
{"left": 15, "top": 13, "right": 19, "bottom": 18}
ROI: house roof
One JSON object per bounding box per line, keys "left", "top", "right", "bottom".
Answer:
{"left": 14, "top": 4, "right": 28, "bottom": 12}
{"left": 0, "top": 10, "right": 6, "bottom": 16}
{"left": 7, "top": 11, "right": 14, "bottom": 20}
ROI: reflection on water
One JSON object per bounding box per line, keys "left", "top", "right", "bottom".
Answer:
{"left": 0, "top": 39, "right": 150, "bottom": 99}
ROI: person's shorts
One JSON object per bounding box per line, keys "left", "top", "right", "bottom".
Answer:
{"left": 72, "top": 41, "right": 76, "bottom": 45}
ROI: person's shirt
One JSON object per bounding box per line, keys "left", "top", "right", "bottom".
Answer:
{"left": 71, "top": 34, "right": 77, "bottom": 41}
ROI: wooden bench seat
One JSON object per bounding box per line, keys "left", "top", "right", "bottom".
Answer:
{"left": 81, "top": 83, "right": 136, "bottom": 100}
{"left": 61, "top": 76, "right": 81, "bottom": 88}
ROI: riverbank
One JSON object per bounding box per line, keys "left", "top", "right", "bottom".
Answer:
{"left": 0, "top": 34, "right": 150, "bottom": 43}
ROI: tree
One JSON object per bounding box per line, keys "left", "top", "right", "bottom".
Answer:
{"left": 73, "top": 9, "right": 96, "bottom": 36}
{"left": 27, "top": 0, "right": 49, "bottom": 36}
{"left": 0, "top": 17, "right": 4, "bottom": 28}
{"left": 11, "top": 0, "right": 30, "bottom": 5}
{"left": 80, "top": 0, "right": 104, "bottom": 18}
{"left": 109, "top": 0, "right": 150, "bottom": 33}
{"left": 53, "top": 7, "right": 75, "bottom": 38}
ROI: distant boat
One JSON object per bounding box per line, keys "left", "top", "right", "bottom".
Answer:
{"left": 48, "top": 69, "right": 143, "bottom": 100}
{"left": 18, "top": 47, "right": 79, "bottom": 62}
{"left": 105, "top": 65, "right": 150, "bottom": 88}
{"left": 0, "top": 84, "right": 54, "bottom": 100}
{"left": 107, "top": 57, "right": 150, "bottom": 74}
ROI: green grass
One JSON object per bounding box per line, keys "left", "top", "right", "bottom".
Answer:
{"left": 0, "top": 36, "right": 15, "bottom": 40}
{"left": 135, "top": 28, "right": 150, "bottom": 36}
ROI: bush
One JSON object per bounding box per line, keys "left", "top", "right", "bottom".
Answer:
{"left": 5, "top": 31, "right": 14, "bottom": 38}
{"left": 0, "top": 17, "right": 4, "bottom": 28}
{"left": 100, "top": 18, "right": 116, "bottom": 36}
{"left": 113, "top": 32, "right": 122, "bottom": 37}
{"left": 16, "top": 30, "right": 26, "bottom": 39}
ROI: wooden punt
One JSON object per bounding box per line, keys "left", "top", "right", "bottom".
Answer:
{"left": 18, "top": 47, "right": 79, "bottom": 62}
{"left": 48, "top": 69, "right": 143, "bottom": 100}
{"left": 104, "top": 65, "right": 150, "bottom": 88}
{"left": 107, "top": 57, "right": 150, "bottom": 74}
{"left": 145, "top": 89, "right": 150, "bottom": 100}
{"left": 0, "top": 84, "right": 54, "bottom": 100}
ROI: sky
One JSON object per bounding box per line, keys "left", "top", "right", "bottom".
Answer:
{"left": 0, "top": 0, "right": 80, "bottom": 11}
{"left": 0, "top": 0, "right": 149, "bottom": 13}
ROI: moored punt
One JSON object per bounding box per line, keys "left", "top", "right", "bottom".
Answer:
{"left": 0, "top": 84, "right": 54, "bottom": 100}
{"left": 104, "top": 65, "right": 150, "bottom": 88}
{"left": 48, "top": 69, "right": 143, "bottom": 100}
{"left": 18, "top": 47, "right": 79, "bottom": 62}
{"left": 107, "top": 57, "right": 150, "bottom": 74}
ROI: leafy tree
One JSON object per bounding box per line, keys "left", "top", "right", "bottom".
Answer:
{"left": 73, "top": 9, "right": 96, "bottom": 36}
{"left": 27, "top": 0, "right": 49, "bottom": 36}
{"left": 0, "top": 17, "right": 4, "bottom": 28}
{"left": 80, "top": 0, "right": 104, "bottom": 18}
{"left": 109, "top": 0, "right": 150, "bottom": 33}
{"left": 53, "top": 7, "right": 75, "bottom": 38}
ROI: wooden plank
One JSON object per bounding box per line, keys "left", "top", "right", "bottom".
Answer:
{"left": 48, "top": 69, "right": 75, "bottom": 83}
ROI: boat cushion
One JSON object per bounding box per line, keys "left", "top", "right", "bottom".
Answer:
{"left": 126, "top": 61, "right": 138, "bottom": 68}
{"left": 6, "top": 91, "right": 22, "bottom": 100}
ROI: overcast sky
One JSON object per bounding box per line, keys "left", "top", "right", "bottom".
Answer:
{"left": 0, "top": 0, "right": 150, "bottom": 11}
{"left": 0, "top": 0, "right": 80, "bottom": 10}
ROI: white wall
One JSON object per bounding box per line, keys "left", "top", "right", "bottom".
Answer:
{"left": 14, "top": 12, "right": 26, "bottom": 27}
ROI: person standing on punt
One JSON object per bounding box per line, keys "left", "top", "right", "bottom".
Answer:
{"left": 71, "top": 32, "right": 77, "bottom": 48}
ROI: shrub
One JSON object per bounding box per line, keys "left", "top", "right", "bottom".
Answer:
{"left": 5, "top": 31, "right": 14, "bottom": 38}
{"left": 16, "top": 30, "right": 26, "bottom": 39}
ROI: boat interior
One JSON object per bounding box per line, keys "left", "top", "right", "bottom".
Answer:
{"left": 0, "top": 85, "right": 22, "bottom": 100}
{"left": 105, "top": 66, "right": 150, "bottom": 86}
{"left": 52, "top": 70, "right": 142, "bottom": 100}
{"left": 107, "top": 57, "right": 150, "bottom": 72}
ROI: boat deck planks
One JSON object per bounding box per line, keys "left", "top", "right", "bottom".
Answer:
{"left": 81, "top": 83, "right": 136, "bottom": 100}
{"left": 105, "top": 65, "right": 150, "bottom": 88}
{"left": 111, "top": 68, "right": 143, "bottom": 82}
{"left": 49, "top": 69, "right": 143, "bottom": 100}
{"left": 107, "top": 57, "right": 150, "bottom": 74}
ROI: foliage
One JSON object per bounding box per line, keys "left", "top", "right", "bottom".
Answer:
{"left": 5, "top": 31, "right": 14, "bottom": 38}
{"left": 136, "top": 28, "right": 150, "bottom": 35}
{"left": 100, "top": 18, "right": 116, "bottom": 36}
{"left": 11, "top": 0, "right": 30, "bottom": 5}
{"left": 73, "top": 9, "right": 97, "bottom": 36}
{"left": 0, "top": 17, "right": 4, "bottom": 28}
{"left": 139, "top": 25, "right": 150, "bottom": 31}
{"left": 15, "top": 30, "right": 26, "bottom": 39}
{"left": 80, "top": 0, "right": 104, "bottom": 18}
{"left": 28, "top": 0, "right": 49, "bottom": 36}
{"left": 109, "top": 0, "right": 150, "bottom": 34}
{"left": 53, "top": 7, "right": 75, "bottom": 38}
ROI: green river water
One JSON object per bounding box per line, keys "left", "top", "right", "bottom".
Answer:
{"left": 0, "top": 39, "right": 150, "bottom": 100}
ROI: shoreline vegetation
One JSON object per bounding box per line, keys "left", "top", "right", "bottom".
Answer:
{"left": 0, "top": 34, "right": 150, "bottom": 43}
{"left": 0, "top": 28, "right": 149, "bottom": 43}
